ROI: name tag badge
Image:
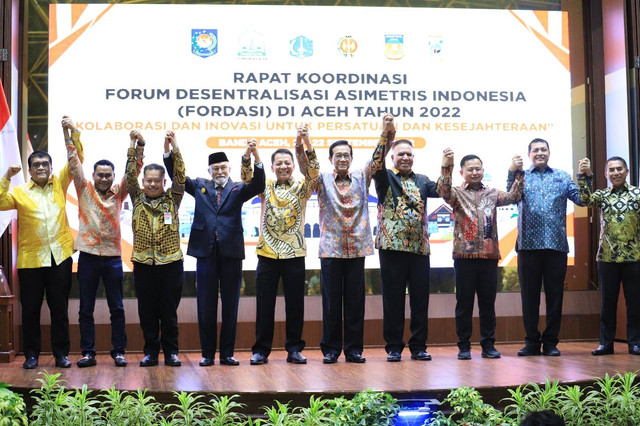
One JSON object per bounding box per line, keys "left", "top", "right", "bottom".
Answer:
{"left": 164, "top": 212, "right": 172, "bottom": 225}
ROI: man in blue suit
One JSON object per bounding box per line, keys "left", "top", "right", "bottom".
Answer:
{"left": 164, "top": 139, "right": 265, "bottom": 366}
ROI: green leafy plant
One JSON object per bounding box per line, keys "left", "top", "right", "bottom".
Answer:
{"left": 612, "top": 371, "right": 640, "bottom": 423}
{"left": 253, "top": 396, "right": 332, "bottom": 426}
{"left": 502, "top": 384, "right": 529, "bottom": 423}
{"left": 62, "top": 384, "right": 102, "bottom": 425}
{"left": 164, "top": 391, "right": 212, "bottom": 425}
{"left": 500, "top": 377, "right": 560, "bottom": 424}
{"left": 556, "top": 384, "right": 599, "bottom": 425}
{"left": 120, "top": 389, "right": 161, "bottom": 425}
{"left": 585, "top": 371, "right": 640, "bottom": 424}
{"left": 329, "top": 389, "right": 399, "bottom": 426}
{"left": 293, "top": 395, "right": 332, "bottom": 425}
{"left": 0, "top": 382, "right": 28, "bottom": 426}
{"left": 207, "top": 394, "right": 246, "bottom": 425}
{"left": 98, "top": 385, "right": 133, "bottom": 425}
{"left": 29, "top": 371, "right": 72, "bottom": 425}
{"left": 525, "top": 379, "right": 561, "bottom": 413}
{"left": 435, "top": 372, "right": 640, "bottom": 425}
{"left": 258, "top": 400, "right": 296, "bottom": 426}
{"left": 428, "top": 386, "right": 511, "bottom": 425}
{"left": 20, "top": 369, "right": 640, "bottom": 426}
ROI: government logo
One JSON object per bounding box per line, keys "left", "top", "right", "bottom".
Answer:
{"left": 338, "top": 36, "right": 358, "bottom": 57}
{"left": 238, "top": 30, "right": 266, "bottom": 59}
{"left": 289, "top": 35, "right": 313, "bottom": 59}
{"left": 192, "top": 29, "right": 218, "bottom": 58}
{"left": 428, "top": 36, "right": 445, "bottom": 59}
{"left": 384, "top": 34, "right": 405, "bottom": 60}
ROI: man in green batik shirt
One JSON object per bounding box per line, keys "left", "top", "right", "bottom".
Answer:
{"left": 373, "top": 117, "right": 439, "bottom": 363}
{"left": 577, "top": 156, "right": 640, "bottom": 356}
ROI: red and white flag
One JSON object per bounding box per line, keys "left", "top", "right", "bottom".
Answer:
{"left": 0, "top": 79, "right": 24, "bottom": 235}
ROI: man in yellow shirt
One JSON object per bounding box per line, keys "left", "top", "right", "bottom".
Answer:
{"left": 244, "top": 125, "right": 319, "bottom": 365}
{"left": 0, "top": 132, "right": 83, "bottom": 369}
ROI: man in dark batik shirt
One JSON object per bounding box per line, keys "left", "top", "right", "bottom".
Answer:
{"left": 373, "top": 116, "right": 439, "bottom": 362}
{"left": 578, "top": 156, "right": 640, "bottom": 356}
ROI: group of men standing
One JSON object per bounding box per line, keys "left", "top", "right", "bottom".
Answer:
{"left": 1, "top": 113, "right": 638, "bottom": 369}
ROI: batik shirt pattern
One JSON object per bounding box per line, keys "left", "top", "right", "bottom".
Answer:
{"left": 439, "top": 166, "right": 523, "bottom": 259}
{"left": 578, "top": 176, "right": 640, "bottom": 262}
{"left": 507, "top": 166, "right": 581, "bottom": 253}
{"left": 315, "top": 136, "right": 388, "bottom": 258}
{"left": 127, "top": 147, "right": 185, "bottom": 265}
{"left": 68, "top": 131, "right": 142, "bottom": 256}
{"left": 375, "top": 169, "right": 436, "bottom": 255}
{"left": 241, "top": 147, "right": 320, "bottom": 259}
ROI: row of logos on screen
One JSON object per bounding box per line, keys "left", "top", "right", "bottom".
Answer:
{"left": 191, "top": 30, "right": 445, "bottom": 60}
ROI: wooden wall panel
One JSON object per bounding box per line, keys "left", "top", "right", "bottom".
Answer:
{"left": 26, "top": 292, "right": 601, "bottom": 355}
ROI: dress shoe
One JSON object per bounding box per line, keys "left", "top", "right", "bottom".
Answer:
{"left": 77, "top": 354, "right": 97, "bottom": 368}
{"left": 411, "top": 350, "right": 432, "bottom": 361}
{"left": 542, "top": 346, "right": 561, "bottom": 356}
{"left": 457, "top": 350, "right": 471, "bottom": 360}
{"left": 250, "top": 353, "right": 268, "bottom": 365}
{"left": 220, "top": 356, "right": 239, "bottom": 366}
{"left": 139, "top": 354, "right": 158, "bottom": 367}
{"left": 345, "top": 353, "right": 366, "bottom": 363}
{"left": 199, "top": 357, "right": 214, "bottom": 366}
{"left": 387, "top": 351, "right": 402, "bottom": 362}
{"left": 592, "top": 344, "right": 614, "bottom": 356}
{"left": 323, "top": 353, "right": 338, "bottom": 364}
{"left": 23, "top": 356, "right": 38, "bottom": 369}
{"left": 55, "top": 355, "right": 72, "bottom": 368}
{"left": 114, "top": 354, "right": 128, "bottom": 367}
{"left": 165, "top": 353, "right": 181, "bottom": 366}
{"left": 481, "top": 347, "right": 501, "bottom": 359}
{"left": 517, "top": 345, "right": 541, "bottom": 356}
{"left": 286, "top": 351, "right": 307, "bottom": 364}
{"left": 629, "top": 345, "right": 640, "bottom": 355}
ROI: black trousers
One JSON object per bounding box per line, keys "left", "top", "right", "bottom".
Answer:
{"left": 196, "top": 246, "right": 243, "bottom": 359}
{"left": 597, "top": 261, "right": 640, "bottom": 347}
{"left": 453, "top": 258, "right": 498, "bottom": 350}
{"left": 252, "top": 256, "right": 306, "bottom": 356}
{"left": 18, "top": 255, "right": 72, "bottom": 358}
{"left": 379, "top": 249, "right": 430, "bottom": 354}
{"left": 133, "top": 260, "right": 184, "bottom": 357}
{"left": 77, "top": 252, "right": 127, "bottom": 358}
{"left": 320, "top": 257, "right": 365, "bottom": 357}
{"left": 518, "top": 250, "right": 566, "bottom": 348}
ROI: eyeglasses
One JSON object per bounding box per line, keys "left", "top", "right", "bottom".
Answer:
{"left": 333, "top": 154, "right": 351, "bottom": 160}
{"left": 31, "top": 161, "right": 50, "bottom": 169}
{"left": 210, "top": 165, "right": 229, "bottom": 173}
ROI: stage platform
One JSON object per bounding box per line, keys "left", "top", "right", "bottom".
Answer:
{"left": 2, "top": 341, "right": 639, "bottom": 415}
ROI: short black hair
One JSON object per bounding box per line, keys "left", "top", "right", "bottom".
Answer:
{"left": 143, "top": 163, "right": 165, "bottom": 178}
{"left": 271, "top": 149, "right": 294, "bottom": 164}
{"left": 329, "top": 140, "right": 353, "bottom": 158}
{"left": 460, "top": 154, "right": 482, "bottom": 169}
{"left": 391, "top": 139, "right": 413, "bottom": 150}
{"left": 94, "top": 159, "right": 115, "bottom": 173}
{"left": 605, "top": 156, "right": 628, "bottom": 170}
{"left": 519, "top": 410, "right": 565, "bottom": 426}
{"left": 528, "top": 138, "right": 549, "bottom": 153}
{"left": 28, "top": 151, "right": 52, "bottom": 168}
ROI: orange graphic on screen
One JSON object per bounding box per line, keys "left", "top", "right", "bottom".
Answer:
{"left": 49, "top": 4, "right": 114, "bottom": 67}
{"left": 509, "top": 10, "right": 570, "bottom": 72}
